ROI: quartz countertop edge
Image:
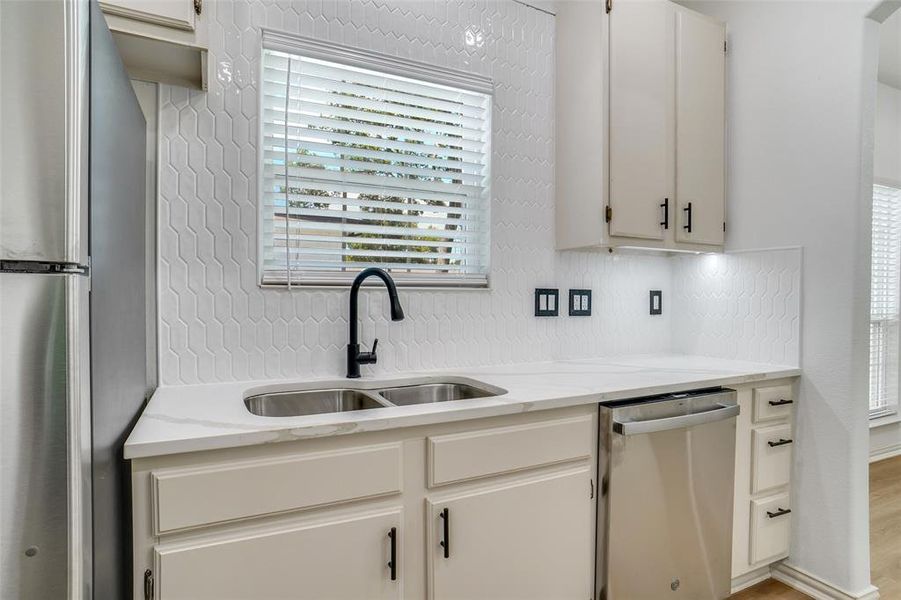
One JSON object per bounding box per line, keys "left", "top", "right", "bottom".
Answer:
{"left": 124, "top": 354, "right": 801, "bottom": 460}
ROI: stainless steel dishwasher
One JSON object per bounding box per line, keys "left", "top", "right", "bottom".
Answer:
{"left": 596, "top": 388, "right": 739, "bottom": 600}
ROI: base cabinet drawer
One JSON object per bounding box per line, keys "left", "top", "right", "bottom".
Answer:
{"left": 751, "top": 423, "right": 793, "bottom": 493}
{"left": 152, "top": 509, "right": 402, "bottom": 600}
{"left": 752, "top": 385, "right": 794, "bottom": 423}
{"left": 750, "top": 493, "right": 791, "bottom": 564}
{"left": 152, "top": 443, "right": 402, "bottom": 533}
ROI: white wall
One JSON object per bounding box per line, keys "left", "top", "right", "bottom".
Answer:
{"left": 876, "top": 82, "right": 901, "bottom": 185}
{"left": 684, "top": 1, "right": 877, "bottom": 594}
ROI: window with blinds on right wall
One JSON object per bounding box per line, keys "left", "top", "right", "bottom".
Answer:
{"left": 870, "top": 183, "right": 901, "bottom": 418}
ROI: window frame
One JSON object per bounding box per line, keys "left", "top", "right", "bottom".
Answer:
{"left": 256, "top": 30, "right": 494, "bottom": 289}
{"left": 870, "top": 179, "right": 901, "bottom": 420}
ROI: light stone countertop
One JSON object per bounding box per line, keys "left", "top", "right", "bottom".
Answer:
{"left": 124, "top": 354, "right": 800, "bottom": 459}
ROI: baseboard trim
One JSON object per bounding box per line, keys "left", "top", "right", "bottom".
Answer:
{"left": 771, "top": 563, "right": 880, "bottom": 600}
{"left": 869, "top": 442, "right": 901, "bottom": 463}
{"left": 731, "top": 566, "right": 773, "bottom": 594}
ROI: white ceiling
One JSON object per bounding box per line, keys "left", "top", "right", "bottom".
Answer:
{"left": 881, "top": 8, "right": 901, "bottom": 89}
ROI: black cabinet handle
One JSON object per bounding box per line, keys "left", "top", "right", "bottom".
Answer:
{"left": 660, "top": 198, "right": 669, "bottom": 229}
{"left": 439, "top": 508, "right": 449, "bottom": 558}
{"left": 768, "top": 438, "right": 793, "bottom": 448}
{"left": 768, "top": 399, "right": 794, "bottom": 407}
{"left": 766, "top": 507, "right": 792, "bottom": 519}
{"left": 683, "top": 202, "right": 693, "bottom": 233}
{"left": 387, "top": 527, "right": 397, "bottom": 581}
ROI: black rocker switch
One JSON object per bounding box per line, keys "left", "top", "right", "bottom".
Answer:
{"left": 534, "top": 288, "right": 559, "bottom": 317}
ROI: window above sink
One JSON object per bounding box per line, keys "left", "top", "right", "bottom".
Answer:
{"left": 258, "top": 31, "right": 494, "bottom": 289}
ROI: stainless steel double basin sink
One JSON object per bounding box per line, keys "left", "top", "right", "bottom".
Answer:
{"left": 244, "top": 379, "right": 506, "bottom": 418}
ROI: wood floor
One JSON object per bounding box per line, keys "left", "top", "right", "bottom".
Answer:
{"left": 729, "top": 455, "right": 901, "bottom": 600}
{"left": 870, "top": 455, "right": 901, "bottom": 598}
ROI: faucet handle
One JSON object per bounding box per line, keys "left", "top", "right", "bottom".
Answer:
{"left": 357, "top": 338, "right": 378, "bottom": 365}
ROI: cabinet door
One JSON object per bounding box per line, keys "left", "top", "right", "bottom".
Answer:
{"left": 674, "top": 8, "right": 726, "bottom": 245}
{"left": 609, "top": 0, "right": 674, "bottom": 241}
{"left": 99, "top": 0, "right": 195, "bottom": 31}
{"left": 152, "top": 509, "right": 402, "bottom": 600}
{"left": 427, "top": 468, "right": 593, "bottom": 600}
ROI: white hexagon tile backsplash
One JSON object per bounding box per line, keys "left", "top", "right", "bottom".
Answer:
{"left": 155, "top": 0, "right": 800, "bottom": 385}
{"left": 671, "top": 249, "right": 802, "bottom": 366}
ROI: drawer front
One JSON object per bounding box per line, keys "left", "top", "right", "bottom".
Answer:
{"left": 750, "top": 492, "right": 791, "bottom": 564}
{"left": 753, "top": 384, "right": 794, "bottom": 423}
{"left": 428, "top": 415, "right": 593, "bottom": 487}
{"left": 751, "top": 423, "right": 793, "bottom": 493}
{"left": 153, "top": 443, "right": 402, "bottom": 534}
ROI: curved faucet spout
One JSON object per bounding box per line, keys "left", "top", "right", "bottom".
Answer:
{"left": 347, "top": 268, "right": 405, "bottom": 378}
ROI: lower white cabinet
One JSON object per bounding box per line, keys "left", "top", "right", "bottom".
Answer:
{"left": 427, "top": 469, "right": 593, "bottom": 600}
{"left": 131, "top": 406, "right": 597, "bottom": 600}
{"left": 749, "top": 493, "right": 792, "bottom": 565}
{"left": 732, "top": 379, "right": 796, "bottom": 585}
{"left": 152, "top": 509, "right": 402, "bottom": 600}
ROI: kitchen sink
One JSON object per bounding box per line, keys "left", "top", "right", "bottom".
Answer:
{"left": 374, "top": 382, "right": 498, "bottom": 405}
{"left": 244, "top": 389, "right": 389, "bottom": 417}
{"left": 244, "top": 379, "right": 506, "bottom": 417}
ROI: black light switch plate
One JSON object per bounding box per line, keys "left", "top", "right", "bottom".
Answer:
{"left": 534, "top": 288, "right": 559, "bottom": 317}
{"left": 649, "top": 290, "right": 663, "bottom": 315}
{"left": 569, "top": 289, "right": 592, "bottom": 316}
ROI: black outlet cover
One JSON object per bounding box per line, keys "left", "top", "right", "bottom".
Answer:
{"left": 649, "top": 290, "right": 663, "bottom": 315}
{"left": 534, "top": 288, "right": 559, "bottom": 317}
{"left": 569, "top": 289, "right": 592, "bottom": 316}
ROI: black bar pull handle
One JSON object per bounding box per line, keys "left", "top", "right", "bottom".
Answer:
{"left": 768, "top": 438, "right": 793, "bottom": 448}
{"left": 683, "top": 202, "right": 693, "bottom": 233}
{"left": 768, "top": 398, "right": 794, "bottom": 407}
{"left": 387, "top": 527, "right": 397, "bottom": 581}
{"left": 439, "top": 508, "right": 449, "bottom": 558}
{"left": 766, "top": 507, "right": 792, "bottom": 519}
{"left": 660, "top": 198, "right": 669, "bottom": 229}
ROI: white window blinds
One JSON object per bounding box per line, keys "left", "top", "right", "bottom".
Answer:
{"left": 870, "top": 183, "right": 901, "bottom": 416}
{"left": 259, "top": 42, "right": 492, "bottom": 288}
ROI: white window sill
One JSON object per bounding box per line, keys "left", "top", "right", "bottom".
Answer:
{"left": 870, "top": 411, "right": 901, "bottom": 428}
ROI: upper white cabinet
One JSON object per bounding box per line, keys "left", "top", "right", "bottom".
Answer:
{"left": 100, "top": 0, "right": 208, "bottom": 90}
{"left": 608, "top": 0, "right": 674, "bottom": 242}
{"left": 674, "top": 7, "right": 726, "bottom": 246}
{"left": 556, "top": 0, "right": 726, "bottom": 252}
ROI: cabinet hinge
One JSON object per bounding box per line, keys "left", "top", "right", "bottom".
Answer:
{"left": 144, "top": 569, "right": 154, "bottom": 600}
{"left": 194, "top": 0, "right": 202, "bottom": 15}
{"left": 724, "top": 40, "right": 728, "bottom": 53}
{"left": 590, "top": 478, "right": 595, "bottom": 499}
{"left": 605, "top": 205, "right": 612, "bottom": 223}
{"left": 601, "top": 476, "right": 609, "bottom": 497}
{"left": 723, "top": 221, "right": 726, "bottom": 232}
{"left": 606, "top": 0, "right": 612, "bottom": 13}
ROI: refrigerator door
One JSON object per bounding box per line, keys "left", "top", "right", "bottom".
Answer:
{"left": 0, "top": 0, "right": 89, "bottom": 264}
{"left": 0, "top": 273, "right": 88, "bottom": 599}
{"left": 89, "top": 1, "right": 149, "bottom": 597}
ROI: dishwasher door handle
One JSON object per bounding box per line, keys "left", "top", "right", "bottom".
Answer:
{"left": 613, "top": 403, "right": 740, "bottom": 435}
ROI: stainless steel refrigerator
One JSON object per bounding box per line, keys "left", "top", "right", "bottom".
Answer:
{"left": 1, "top": 0, "right": 150, "bottom": 598}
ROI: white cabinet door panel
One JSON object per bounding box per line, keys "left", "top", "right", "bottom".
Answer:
{"left": 674, "top": 8, "right": 726, "bottom": 245}
{"left": 609, "top": 0, "right": 674, "bottom": 241}
{"left": 154, "top": 509, "right": 402, "bottom": 600}
{"left": 100, "top": 0, "right": 195, "bottom": 31}
{"left": 427, "top": 468, "right": 593, "bottom": 600}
